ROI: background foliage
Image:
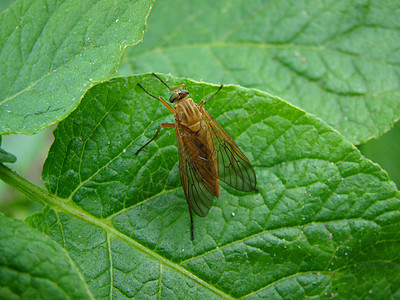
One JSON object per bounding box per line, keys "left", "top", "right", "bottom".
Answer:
{"left": 119, "top": 0, "right": 400, "bottom": 145}
{"left": 1, "top": 0, "right": 400, "bottom": 299}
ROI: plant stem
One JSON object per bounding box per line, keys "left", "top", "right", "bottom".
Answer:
{"left": 0, "top": 163, "right": 51, "bottom": 205}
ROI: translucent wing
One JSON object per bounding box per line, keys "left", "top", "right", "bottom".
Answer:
{"left": 202, "top": 108, "right": 257, "bottom": 192}
{"left": 175, "top": 122, "right": 219, "bottom": 217}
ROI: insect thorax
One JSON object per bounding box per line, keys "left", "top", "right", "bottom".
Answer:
{"left": 175, "top": 98, "right": 203, "bottom": 132}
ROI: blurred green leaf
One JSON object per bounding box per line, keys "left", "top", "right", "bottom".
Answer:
{"left": 24, "top": 74, "right": 400, "bottom": 298}
{"left": 0, "top": 0, "right": 154, "bottom": 134}
{"left": 119, "top": 0, "right": 400, "bottom": 145}
{"left": 0, "top": 130, "right": 51, "bottom": 219}
{"left": 359, "top": 121, "right": 400, "bottom": 189}
{"left": 0, "top": 214, "right": 92, "bottom": 299}
{"left": 0, "top": 0, "right": 14, "bottom": 13}
{"left": 0, "top": 137, "right": 16, "bottom": 163}
{"left": 0, "top": 148, "right": 16, "bottom": 163}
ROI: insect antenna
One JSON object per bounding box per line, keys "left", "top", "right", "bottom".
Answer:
{"left": 137, "top": 83, "right": 159, "bottom": 100}
{"left": 152, "top": 73, "right": 172, "bottom": 90}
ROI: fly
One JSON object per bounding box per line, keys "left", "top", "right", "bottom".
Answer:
{"left": 135, "top": 73, "right": 257, "bottom": 240}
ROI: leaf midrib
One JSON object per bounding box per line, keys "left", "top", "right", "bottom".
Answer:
{"left": 29, "top": 175, "right": 399, "bottom": 299}
{"left": 46, "top": 192, "right": 232, "bottom": 299}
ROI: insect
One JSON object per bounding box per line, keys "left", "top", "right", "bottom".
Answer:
{"left": 135, "top": 73, "right": 257, "bottom": 240}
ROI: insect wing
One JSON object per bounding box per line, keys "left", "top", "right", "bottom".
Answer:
{"left": 175, "top": 124, "right": 218, "bottom": 217}
{"left": 202, "top": 109, "right": 257, "bottom": 192}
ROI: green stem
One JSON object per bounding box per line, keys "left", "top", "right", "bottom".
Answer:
{"left": 0, "top": 163, "right": 96, "bottom": 218}
{"left": 0, "top": 163, "right": 51, "bottom": 205}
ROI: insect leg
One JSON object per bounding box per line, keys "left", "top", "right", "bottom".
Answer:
{"left": 137, "top": 83, "right": 174, "bottom": 114}
{"left": 135, "top": 123, "right": 174, "bottom": 155}
{"left": 188, "top": 206, "right": 195, "bottom": 240}
{"left": 170, "top": 84, "right": 186, "bottom": 91}
{"left": 199, "top": 85, "right": 223, "bottom": 107}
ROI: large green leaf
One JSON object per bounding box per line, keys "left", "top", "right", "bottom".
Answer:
{"left": 119, "top": 0, "right": 400, "bottom": 145}
{"left": 0, "top": 0, "right": 154, "bottom": 134}
{"left": 23, "top": 74, "right": 400, "bottom": 298}
{"left": 0, "top": 214, "right": 92, "bottom": 299}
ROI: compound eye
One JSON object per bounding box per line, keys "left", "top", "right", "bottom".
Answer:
{"left": 180, "top": 90, "right": 189, "bottom": 97}
{"left": 169, "top": 93, "right": 179, "bottom": 103}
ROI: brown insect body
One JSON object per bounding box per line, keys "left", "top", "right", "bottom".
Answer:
{"left": 174, "top": 97, "right": 220, "bottom": 214}
{"left": 136, "top": 74, "right": 257, "bottom": 239}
